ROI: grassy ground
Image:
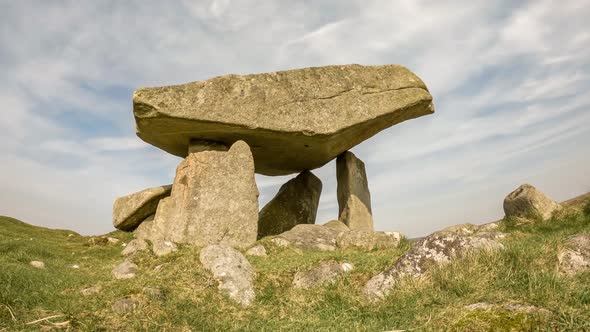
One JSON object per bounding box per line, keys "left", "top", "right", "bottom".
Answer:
{"left": 1, "top": 197, "right": 589, "bottom": 331}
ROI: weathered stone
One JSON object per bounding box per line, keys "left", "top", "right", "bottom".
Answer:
{"left": 121, "top": 239, "right": 149, "bottom": 256}
{"left": 336, "top": 231, "right": 402, "bottom": 251}
{"left": 245, "top": 245, "right": 267, "bottom": 257}
{"left": 112, "top": 298, "right": 140, "bottom": 314}
{"left": 503, "top": 184, "right": 561, "bottom": 221}
{"left": 112, "top": 260, "right": 138, "bottom": 280}
{"left": 270, "top": 237, "right": 291, "bottom": 248}
{"left": 276, "top": 224, "right": 344, "bottom": 251}
{"left": 364, "top": 232, "right": 503, "bottom": 301}
{"left": 151, "top": 240, "right": 178, "bottom": 257}
{"left": 558, "top": 235, "right": 590, "bottom": 275}
{"left": 133, "top": 214, "right": 155, "bottom": 240}
{"left": 29, "top": 261, "right": 45, "bottom": 269}
{"left": 133, "top": 64, "right": 434, "bottom": 175}
{"left": 258, "top": 171, "right": 322, "bottom": 238}
{"left": 81, "top": 285, "right": 101, "bottom": 296}
{"left": 147, "top": 141, "right": 258, "bottom": 249}
{"left": 199, "top": 244, "right": 255, "bottom": 306}
{"left": 293, "top": 262, "right": 354, "bottom": 289}
{"left": 323, "top": 220, "right": 350, "bottom": 232}
{"left": 337, "top": 151, "right": 374, "bottom": 231}
{"left": 112, "top": 185, "right": 172, "bottom": 231}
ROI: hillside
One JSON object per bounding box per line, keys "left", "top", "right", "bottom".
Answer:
{"left": 1, "top": 194, "right": 589, "bottom": 331}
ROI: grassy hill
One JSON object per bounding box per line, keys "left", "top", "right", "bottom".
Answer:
{"left": 1, "top": 195, "right": 589, "bottom": 331}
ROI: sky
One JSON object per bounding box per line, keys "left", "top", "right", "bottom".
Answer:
{"left": 0, "top": 0, "right": 589, "bottom": 238}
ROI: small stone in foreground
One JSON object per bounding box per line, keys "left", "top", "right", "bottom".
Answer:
{"left": 30, "top": 261, "right": 45, "bottom": 269}
{"left": 199, "top": 244, "right": 255, "bottom": 306}
{"left": 81, "top": 285, "right": 101, "bottom": 296}
{"left": 558, "top": 234, "right": 590, "bottom": 275}
{"left": 122, "top": 239, "right": 149, "bottom": 256}
{"left": 293, "top": 262, "right": 354, "bottom": 289}
{"left": 112, "top": 260, "right": 138, "bottom": 280}
{"left": 245, "top": 245, "right": 267, "bottom": 257}
{"left": 151, "top": 240, "right": 178, "bottom": 257}
{"left": 112, "top": 298, "right": 140, "bottom": 314}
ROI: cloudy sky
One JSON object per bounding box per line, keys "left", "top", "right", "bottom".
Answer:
{"left": 1, "top": 0, "right": 589, "bottom": 238}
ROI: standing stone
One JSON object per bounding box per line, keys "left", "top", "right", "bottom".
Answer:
{"left": 336, "top": 151, "right": 374, "bottom": 231}
{"left": 258, "top": 170, "right": 322, "bottom": 238}
{"left": 148, "top": 140, "right": 259, "bottom": 249}
{"left": 504, "top": 184, "right": 561, "bottom": 221}
{"left": 199, "top": 244, "right": 255, "bottom": 306}
{"left": 113, "top": 185, "right": 172, "bottom": 231}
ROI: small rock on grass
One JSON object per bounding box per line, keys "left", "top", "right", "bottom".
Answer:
{"left": 121, "top": 239, "right": 148, "bottom": 256}
{"left": 81, "top": 285, "right": 102, "bottom": 296}
{"left": 558, "top": 234, "right": 590, "bottom": 275}
{"left": 112, "top": 260, "right": 138, "bottom": 280}
{"left": 112, "top": 298, "right": 140, "bottom": 314}
{"left": 245, "top": 245, "right": 267, "bottom": 257}
{"left": 151, "top": 239, "right": 178, "bottom": 257}
{"left": 30, "top": 261, "right": 45, "bottom": 269}
{"left": 293, "top": 262, "right": 354, "bottom": 289}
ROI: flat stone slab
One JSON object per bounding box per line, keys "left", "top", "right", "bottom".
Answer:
{"left": 113, "top": 185, "right": 172, "bottom": 231}
{"left": 133, "top": 64, "right": 434, "bottom": 175}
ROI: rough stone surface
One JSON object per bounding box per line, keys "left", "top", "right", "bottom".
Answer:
{"left": 199, "top": 244, "right": 255, "bottom": 306}
{"left": 258, "top": 170, "right": 322, "bottom": 238}
{"left": 503, "top": 184, "right": 561, "bottom": 221}
{"left": 134, "top": 64, "right": 434, "bottom": 175}
{"left": 112, "top": 260, "right": 138, "bottom": 280}
{"left": 245, "top": 245, "right": 267, "bottom": 257}
{"left": 151, "top": 240, "right": 178, "bottom": 257}
{"left": 293, "top": 262, "right": 354, "bottom": 289}
{"left": 323, "top": 220, "right": 350, "bottom": 232}
{"left": 133, "top": 214, "right": 155, "bottom": 240}
{"left": 336, "top": 231, "right": 402, "bottom": 251}
{"left": 112, "top": 298, "right": 140, "bottom": 314}
{"left": 30, "top": 261, "right": 45, "bottom": 269}
{"left": 364, "top": 232, "right": 503, "bottom": 301}
{"left": 276, "top": 224, "right": 345, "bottom": 251}
{"left": 558, "top": 235, "right": 590, "bottom": 275}
{"left": 121, "top": 239, "right": 149, "bottom": 256}
{"left": 112, "top": 185, "right": 172, "bottom": 231}
{"left": 337, "top": 151, "right": 374, "bottom": 231}
{"left": 147, "top": 141, "right": 259, "bottom": 249}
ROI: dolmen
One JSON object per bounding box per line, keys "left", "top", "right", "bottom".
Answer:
{"left": 113, "top": 64, "right": 434, "bottom": 249}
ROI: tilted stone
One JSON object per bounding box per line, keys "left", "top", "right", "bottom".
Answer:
{"left": 258, "top": 170, "right": 322, "bottom": 238}
{"left": 113, "top": 185, "right": 171, "bottom": 231}
{"left": 146, "top": 140, "right": 259, "bottom": 249}
{"left": 133, "top": 64, "right": 434, "bottom": 175}
{"left": 336, "top": 151, "right": 374, "bottom": 231}
{"left": 503, "top": 184, "right": 561, "bottom": 221}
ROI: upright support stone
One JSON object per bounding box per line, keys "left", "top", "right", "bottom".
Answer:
{"left": 147, "top": 140, "right": 259, "bottom": 249}
{"left": 336, "top": 151, "right": 374, "bottom": 231}
{"left": 258, "top": 170, "right": 322, "bottom": 238}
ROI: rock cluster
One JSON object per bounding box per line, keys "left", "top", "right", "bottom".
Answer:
{"left": 112, "top": 64, "right": 433, "bottom": 251}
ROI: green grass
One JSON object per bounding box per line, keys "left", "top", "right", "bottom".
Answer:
{"left": 1, "top": 197, "right": 590, "bottom": 331}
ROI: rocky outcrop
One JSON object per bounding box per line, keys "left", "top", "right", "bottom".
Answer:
{"left": 503, "top": 184, "right": 561, "bottom": 221}
{"left": 336, "top": 231, "right": 402, "bottom": 251}
{"left": 133, "top": 64, "right": 434, "bottom": 175}
{"left": 558, "top": 234, "right": 590, "bottom": 275}
{"left": 199, "top": 244, "right": 255, "bottom": 306}
{"left": 364, "top": 232, "right": 503, "bottom": 301}
{"left": 258, "top": 171, "right": 322, "bottom": 238}
{"left": 293, "top": 262, "right": 354, "bottom": 289}
{"left": 113, "top": 185, "right": 171, "bottom": 231}
{"left": 275, "top": 224, "right": 345, "bottom": 251}
{"left": 146, "top": 141, "right": 259, "bottom": 249}
{"left": 336, "top": 151, "right": 374, "bottom": 231}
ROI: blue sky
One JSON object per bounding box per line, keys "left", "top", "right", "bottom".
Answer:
{"left": 0, "top": 0, "right": 589, "bottom": 237}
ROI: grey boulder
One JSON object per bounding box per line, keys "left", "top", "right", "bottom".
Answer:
{"left": 113, "top": 185, "right": 171, "bottom": 231}
{"left": 503, "top": 184, "right": 561, "bottom": 221}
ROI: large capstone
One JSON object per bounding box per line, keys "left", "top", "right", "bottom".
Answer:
{"left": 113, "top": 185, "right": 171, "bottom": 231}
{"left": 146, "top": 140, "right": 259, "bottom": 249}
{"left": 133, "top": 64, "right": 434, "bottom": 175}
{"left": 336, "top": 151, "right": 374, "bottom": 231}
{"left": 258, "top": 170, "right": 322, "bottom": 238}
